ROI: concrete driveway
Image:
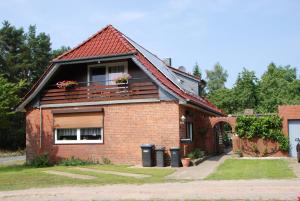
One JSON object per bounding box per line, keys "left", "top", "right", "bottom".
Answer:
{"left": 1, "top": 179, "right": 300, "bottom": 201}
{"left": 0, "top": 155, "right": 25, "bottom": 165}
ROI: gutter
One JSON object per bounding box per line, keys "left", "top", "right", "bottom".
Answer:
{"left": 185, "top": 100, "right": 224, "bottom": 117}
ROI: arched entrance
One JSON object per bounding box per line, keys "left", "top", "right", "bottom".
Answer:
{"left": 210, "top": 117, "right": 237, "bottom": 154}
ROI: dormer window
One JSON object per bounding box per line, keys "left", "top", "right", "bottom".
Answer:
{"left": 88, "top": 62, "right": 128, "bottom": 85}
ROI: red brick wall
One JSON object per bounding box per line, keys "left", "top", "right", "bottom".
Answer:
{"left": 278, "top": 105, "right": 300, "bottom": 137}
{"left": 26, "top": 101, "right": 180, "bottom": 165}
{"left": 179, "top": 106, "right": 214, "bottom": 156}
{"left": 233, "top": 137, "right": 288, "bottom": 157}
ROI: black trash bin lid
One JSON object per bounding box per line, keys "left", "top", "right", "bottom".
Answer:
{"left": 140, "top": 144, "right": 154, "bottom": 148}
{"left": 170, "top": 147, "right": 180, "bottom": 151}
{"left": 155, "top": 146, "right": 165, "bottom": 151}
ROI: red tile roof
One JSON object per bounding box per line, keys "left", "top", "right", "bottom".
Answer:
{"left": 21, "top": 25, "right": 223, "bottom": 115}
{"left": 54, "top": 25, "right": 136, "bottom": 61}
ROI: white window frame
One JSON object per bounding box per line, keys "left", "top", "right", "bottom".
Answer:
{"left": 54, "top": 128, "right": 103, "bottom": 144}
{"left": 87, "top": 61, "right": 128, "bottom": 86}
{"left": 183, "top": 122, "right": 193, "bottom": 141}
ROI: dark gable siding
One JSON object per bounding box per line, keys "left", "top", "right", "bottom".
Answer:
{"left": 49, "top": 63, "right": 88, "bottom": 85}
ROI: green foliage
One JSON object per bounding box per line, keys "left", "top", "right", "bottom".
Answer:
{"left": 0, "top": 21, "right": 66, "bottom": 150}
{"left": 59, "top": 157, "right": 93, "bottom": 166}
{"left": 232, "top": 68, "right": 258, "bottom": 113}
{"left": 236, "top": 115, "right": 289, "bottom": 151}
{"left": 0, "top": 75, "right": 25, "bottom": 126}
{"left": 207, "top": 62, "right": 299, "bottom": 115}
{"left": 257, "top": 63, "right": 300, "bottom": 113}
{"left": 192, "top": 62, "right": 201, "bottom": 77}
{"left": 187, "top": 149, "right": 205, "bottom": 159}
{"left": 29, "top": 153, "right": 52, "bottom": 168}
{"left": 207, "top": 88, "right": 235, "bottom": 114}
{"left": 205, "top": 62, "right": 228, "bottom": 93}
{"left": 51, "top": 46, "right": 70, "bottom": 59}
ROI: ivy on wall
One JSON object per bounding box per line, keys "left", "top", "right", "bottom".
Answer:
{"left": 235, "top": 115, "right": 289, "bottom": 151}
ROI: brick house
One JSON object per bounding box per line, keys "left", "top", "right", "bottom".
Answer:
{"left": 17, "top": 25, "right": 224, "bottom": 165}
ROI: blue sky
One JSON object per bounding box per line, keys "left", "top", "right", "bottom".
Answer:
{"left": 0, "top": 0, "right": 299, "bottom": 87}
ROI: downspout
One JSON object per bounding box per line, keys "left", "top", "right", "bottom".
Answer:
{"left": 39, "top": 106, "right": 43, "bottom": 149}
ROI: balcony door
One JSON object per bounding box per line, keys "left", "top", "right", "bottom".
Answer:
{"left": 88, "top": 62, "right": 128, "bottom": 86}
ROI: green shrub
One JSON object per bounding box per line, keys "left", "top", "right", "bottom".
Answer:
{"left": 30, "top": 153, "right": 52, "bottom": 168}
{"left": 59, "top": 157, "right": 93, "bottom": 166}
{"left": 236, "top": 115, "right": 289, "bottom": 151}
{"left": 102, "top": 157, "right": 112, "bottom": 165}
{"left": 187, "top": 149, "right": 205, "bottom": 160}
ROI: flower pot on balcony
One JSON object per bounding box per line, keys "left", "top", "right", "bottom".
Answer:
{"left": 181, "top": 157, "right": 191, "bottom": 167}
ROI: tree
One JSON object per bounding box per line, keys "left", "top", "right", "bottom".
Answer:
{"left": 207, "top": 88, "right": 236, "bottom": 114}
{"left": 232, "top": 68, "right": 258, "bottom": 113}
{"left": 0, "top": 75, "right": 25, "bottom": 127}
{"left": 51, "top": 46, "right": 70, "bottom": 59}
{"left": 193, "top": 62, "right": 201, "bottom": 77}
{"left": 206, "top": 63, "right": 228, "bottom": 93}
{"left": 0, "top": 21, "right": 67, "bottom": 150}
{"left": 257, "top": 63, "right": 300, "bottom": 112}
{"left": 0, "top": 21, "right": 52, "bottom": 84}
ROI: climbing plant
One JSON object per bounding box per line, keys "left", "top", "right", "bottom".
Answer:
{"left": 235, "top": 115, "right": 289, "bottom": 151}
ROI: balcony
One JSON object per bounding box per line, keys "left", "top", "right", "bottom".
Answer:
{"left": 40, "top": 79, "right": 159, "bottom": 105}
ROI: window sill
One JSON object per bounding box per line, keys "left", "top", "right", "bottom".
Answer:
{"left": 180, "top": 139, "right": 192, "bottom": 144}
{"left": 54, "top": 140, "right": 103, "bottom": 145}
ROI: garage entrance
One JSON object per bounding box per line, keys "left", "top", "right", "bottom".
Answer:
{"left": 288, "top": 120, "right": 300, "bottom": 157}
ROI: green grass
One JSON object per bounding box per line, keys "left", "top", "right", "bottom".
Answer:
{"left": 0, "top": 164, "right": 175, "bottom": 191}
{"left": 206, "top": 159, "right": 296, "bottom": 180}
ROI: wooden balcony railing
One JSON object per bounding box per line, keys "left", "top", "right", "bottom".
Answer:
{"left": 40, "top": 81, "right": 159, "bottom": 105}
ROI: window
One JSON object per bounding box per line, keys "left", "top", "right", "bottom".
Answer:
{"left": 88, "top": 62, "right": 128, "bottom": 85}
{"left": 108, "top": 65, "right": 125, "bottom": 85}
{"left": 54, "top": 128, "right": 103, "bottom": 144}
{"left": 90, "top": 67, "right": 106, "bottom": 85}
{"left": 185, "top": 122, "right": 193, "bottom": 140}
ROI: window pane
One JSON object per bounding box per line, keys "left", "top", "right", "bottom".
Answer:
{"left": 80, "top": 128, "right": 102, "bottom": 140}
{"left": 90, "top": 67, "right": 106, "bottom": 85}
{"left": 108, "top": 66, "right": 124, "bottom": 84}
{"left": 57, "top": 129, "right": 77, "bottom": 140}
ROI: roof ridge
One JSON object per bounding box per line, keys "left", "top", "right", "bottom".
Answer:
{"left": 53, "top": 24, "right": 136, "bottom": 61}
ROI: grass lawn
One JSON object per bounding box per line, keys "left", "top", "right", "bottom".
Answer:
{"left": 206, "top": 159, "right": 296, "bottom": 180}
{"left": 0, "top": 164, "right": 175, "bottom": 191}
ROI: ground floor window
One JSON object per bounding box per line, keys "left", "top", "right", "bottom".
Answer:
{"left": 54, "top": 128, "right": 103, "bottom": 144}
{"left": 186, "top": 122, "right": 193, "bottom": 140}
{"left": 181, "top": 122, "right": 193, "bottom": 142}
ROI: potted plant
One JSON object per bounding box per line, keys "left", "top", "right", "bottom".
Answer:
{"left": 56, "top": 80, "right": 78, "bottom": 90}
{"left": 114, "top": 73, "right": 132, "bottom": 85}
{"left": 181, "top": 157, "right": 191, "bottom": 167}
{"left": 181, "top": 144, "right": 191, "bottom": 167}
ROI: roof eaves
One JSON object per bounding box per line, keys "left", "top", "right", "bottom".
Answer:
{"left": 52, "top": 52, "right": 137, "bottom": 64}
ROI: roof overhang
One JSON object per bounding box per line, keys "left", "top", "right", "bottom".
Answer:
{"left": 52, "top": 52, "right": 136, "bottom": 64}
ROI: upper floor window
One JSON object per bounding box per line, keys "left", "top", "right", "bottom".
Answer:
{"left": 88, "top": 62, "right": 128, "bottom": 85}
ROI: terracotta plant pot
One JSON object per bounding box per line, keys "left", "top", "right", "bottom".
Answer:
{"left": 181, "top": 158, "right": 191, "bottom": 167}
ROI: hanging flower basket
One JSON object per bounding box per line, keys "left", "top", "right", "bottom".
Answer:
{"left": 56, "top": 80, "right": 79, "bottom": 90}
{"left": 114, "top": 73, "right": 132, "bottom": 85}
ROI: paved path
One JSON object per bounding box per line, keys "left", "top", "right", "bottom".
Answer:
{"left": 0, "top": 155, "right": 25, "bottom": 165}
{"left": 1, "top": 179, "right": 300, "bottom": 201}
{"left": 74, "top": 167, "right": 151, "bottom": 178}
{"left": 43, "top": 170, "right": 97, "bottom": 180}
{"left": 167, "top": 154, "right": 229, "bottom": 180}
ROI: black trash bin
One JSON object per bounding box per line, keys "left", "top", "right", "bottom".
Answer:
{"left": 140, "top": 144, "right": 154, "bottom": 167}
{"left": 170, "top": 147, "right": 181, "bottom": 167}
{"left": 155, "top": 146, "right": 165, "bottom": 167}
